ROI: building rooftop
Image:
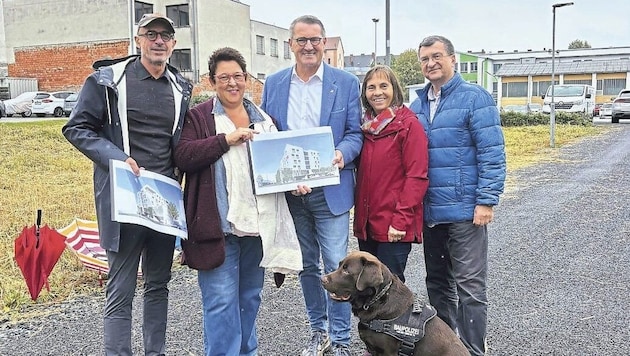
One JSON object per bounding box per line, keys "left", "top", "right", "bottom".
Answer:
{"left": 496, "top": 59, "right": 630, "bottom": 76}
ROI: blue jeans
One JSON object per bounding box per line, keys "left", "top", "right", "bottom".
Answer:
{"left": 358, "top": 239, "right": 412, "bottom": 283}
{"left": 286, "top": 188, "right": 351, "bottom": 346}
{"left": 197, "top": 235, "right": 264, "bottom": 356}
{"left": 423, "top": 222, "right": 488, "bottom": 356}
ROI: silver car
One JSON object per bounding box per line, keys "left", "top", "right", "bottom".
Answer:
{"left": 63, "top": 93, "right": 79, "bottom": 116}
{"left": 612, "top": 89, "right": 630, "bottom": 123}
{"left": 600, "top": 102, "right": 613, "bottom": 119}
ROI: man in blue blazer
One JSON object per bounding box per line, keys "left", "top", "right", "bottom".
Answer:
{"left": 261, "top": 15, "right": 362, "bottom": 356}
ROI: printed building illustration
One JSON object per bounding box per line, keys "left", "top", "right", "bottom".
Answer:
{"left": 136, "top": 185, "right": 172, "bottom": 225}
{"left": 275, "top": 144, "right": 334, "bottom": 183}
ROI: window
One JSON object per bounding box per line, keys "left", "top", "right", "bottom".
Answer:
{"left": 256, "top": 35, "right": 265, "bottom": 54}
{"left": 493, "top": 63, "right": 502, "bottom": 73}
{"left": 470, "top": 62, "right": 478, "bottom": 72}
{"left": 170, "top": 49, "right": 192, "bottom": 71}
{"left": 597, "top": 78, "right": 626, "bottom": 95}
{"left": 284, "top": 41, "right": 291, "bottom": 59}
{"left": 564, "top": 79, "right": 591, "bottom": 85}
{"left": 532, "top": 81, "right": 551, "bottom": 97}
{"left": 460, "top": 62, "right": 468, "bottom": 73}
{"left": 257, "top": 73, "right": 266, "bottom": 80}
{"left": 166, "top": 4, "right": 189, "bottom": 27}
{"left": 270, "top": 38, "right": 278, "bottom": 57}
{"left": 134, "top": 2, "right": 153, "bottom": 23}
{"left": 502, "top": 82, "right": 528, "bottom": 97}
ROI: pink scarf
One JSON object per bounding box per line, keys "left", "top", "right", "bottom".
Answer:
{"left": 361, "top": 107, "right": 396, "bottom": 135}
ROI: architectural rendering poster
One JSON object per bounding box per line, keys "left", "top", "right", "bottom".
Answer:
{"left": 248, "top": 126, "right": 340, "bottom": 195}
{"left": 109, "top": 160, "right": 187, "bottom": 239}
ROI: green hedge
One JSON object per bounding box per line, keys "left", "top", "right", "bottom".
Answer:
{"left": 190, "top": 93, "right": 211, "bottom": 107}
{"left": 500, "top": 112, "right": 592, "bottom": 127}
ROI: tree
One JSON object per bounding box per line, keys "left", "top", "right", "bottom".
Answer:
{"left": 167, "top": 202, "right": 179, "bottom": 222}
{"left": 568, "top": 39, "right": 591, "bottom": 49}
{"left": 390, "top": 49, "right": 424, "bottom": 102}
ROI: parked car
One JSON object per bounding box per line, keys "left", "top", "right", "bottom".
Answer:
{"left": 1, "top": 91, "right": 45, "bottom": 117}
{"left": 600, "top": 102, "right": 613, "bottom": 119}
{"left": 612, "top": 89, "right": 630, "bottom": 123}
{"left": 503, "top": 104, "right": 529, "bottom": 113}
{"left": 31, "top": 91, "right": 75, "bottom": 117}
{"left": 528, "top": 103, "right": 542, "bottom": 113}
{"left": 593, "top": 103, "right": 601, "bottom": 117}
{"left": 63, "top": 93, "right": 79, "bottom": 116}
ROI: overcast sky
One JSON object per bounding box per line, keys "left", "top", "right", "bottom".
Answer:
{"left": 245, "top": 0, "right": 629, "bottom": 56}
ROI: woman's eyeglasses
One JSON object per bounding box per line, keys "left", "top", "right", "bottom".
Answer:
{"left": 214, "top": 72, "right": 247, "bottom": 84}
{"left": 138, "top": 30, "right": 174, "bottom": 42}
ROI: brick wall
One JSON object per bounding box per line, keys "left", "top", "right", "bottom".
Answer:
{"left": 7, "top": 41, "right": 264, "bottom": 106}
{"left": 8, "top": 41, "right": 129, "bottom": 92}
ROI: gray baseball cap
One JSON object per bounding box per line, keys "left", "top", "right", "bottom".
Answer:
{"left": 138, "top": 13, "right": 175, "bottom": 33}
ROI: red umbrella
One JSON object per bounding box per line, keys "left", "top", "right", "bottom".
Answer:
{"left": 14, "top": 210, "right": 67, "bottom": 301}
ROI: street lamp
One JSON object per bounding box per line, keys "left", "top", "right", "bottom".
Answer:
{"left": 550, "top": 1, "right": 574, "bottom": 148}
{"left": 372, "top": 18, "right": 379, "bottom": 65}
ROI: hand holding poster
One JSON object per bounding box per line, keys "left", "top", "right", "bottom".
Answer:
{"left": 247, "top": 126, "right": 340, "bottom": 195}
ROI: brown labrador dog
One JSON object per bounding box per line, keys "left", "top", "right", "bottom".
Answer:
{"left": 322, "top": 251, "right": 469, "bottom": 356}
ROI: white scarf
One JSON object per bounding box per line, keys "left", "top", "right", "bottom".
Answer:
{"left": 214, "top": 100, "right": 303, "bottom": 273}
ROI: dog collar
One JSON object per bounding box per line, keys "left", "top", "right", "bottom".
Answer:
{"left": 362, "top": 279, "right": 393, "bottom": 310}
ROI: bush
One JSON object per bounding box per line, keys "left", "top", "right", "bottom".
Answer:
{"left": 500, "top": 111, "right": 592, "bottom": 127}
{"left": 190, "top": 93, "right": 211, "bottom": 107}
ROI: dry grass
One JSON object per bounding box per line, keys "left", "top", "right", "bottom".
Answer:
{"left": 0, "top": 120, "right": 102, "bottom": 319}
{"left": 0, "top": 120, "right": 605, "bottom": 320}
{"left": 503, "top": 124, "right": 605, "bottom": 171}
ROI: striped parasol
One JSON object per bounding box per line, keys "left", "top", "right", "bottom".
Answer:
{"left": 57, "top": 218, "right": 142, "bottom": 281}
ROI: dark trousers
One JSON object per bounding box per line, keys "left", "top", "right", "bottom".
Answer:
{"left": 104, "top": 224, "right": 175, "bottom": 356}
{"left": 423, "top": 222, "right": 488, "bottom": 356}
{"left": 358, "top": 238, "right": 412, "bottom": 283}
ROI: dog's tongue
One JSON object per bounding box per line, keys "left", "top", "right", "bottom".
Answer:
{"left": 330, "top": 292, "right": 351, "bottom": 301}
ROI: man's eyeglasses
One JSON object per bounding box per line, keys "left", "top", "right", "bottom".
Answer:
{"left": 214, "top": 72, "right": 247, "bottom": 84}
{"left": 293, "top": 37, "right": 323, "bottom": 46}
{"left": 419, "top": 53, "right": 450, "bottom": 65}
{"left": 138, "top": 30, "right": 174, "bottom": 42}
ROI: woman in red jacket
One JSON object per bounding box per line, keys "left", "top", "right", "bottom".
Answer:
{"left": 353, "top": 65, "right": 429, "bottom": 282}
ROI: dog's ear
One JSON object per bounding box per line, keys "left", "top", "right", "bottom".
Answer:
{"left": 355, "top": 256, "right": 384, "bottom": 291}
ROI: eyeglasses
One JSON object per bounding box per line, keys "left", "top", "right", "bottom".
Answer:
{"left": 214, "top": 72, "right": 247, "bottom": 84}
{"left": 419, "top": 53, "right": 450, "bottom": 65}
{"left": 138, "top": 30, "right": 174, "bottom": 42}
{"left": 293, "top": 37, "right": 323, "bottom": 46}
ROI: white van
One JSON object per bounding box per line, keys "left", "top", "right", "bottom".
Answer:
{"left": 542, "top": 84, "right": 596, "bottom": 117}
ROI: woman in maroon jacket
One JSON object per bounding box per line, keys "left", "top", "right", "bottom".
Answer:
{"left": 353, "top": 65, "right": 429, "bottom": 282}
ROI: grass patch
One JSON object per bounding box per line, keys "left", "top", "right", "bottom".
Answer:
{"left": 0, "top": 120, "right": 103, "bottom": 319}
{"left": 0, "top": 120, "right": 607, "bottom": 320}
{"left": 503, "top": 124, "right": 605, "bottom": 171}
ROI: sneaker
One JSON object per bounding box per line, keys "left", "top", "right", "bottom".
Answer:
{"left": 301, "top": 330, "right": 331, "bottom": 356}
{"left": 332, "top": 344, "right": 351, "bottom": 356}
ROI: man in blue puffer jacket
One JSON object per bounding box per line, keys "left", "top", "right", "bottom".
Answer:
{"left": 410, "top": 35, "right": 506, "bottom": 356}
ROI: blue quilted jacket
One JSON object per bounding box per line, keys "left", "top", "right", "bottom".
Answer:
{"left": 409, "top": 73, "right": 506, "bottom": 226}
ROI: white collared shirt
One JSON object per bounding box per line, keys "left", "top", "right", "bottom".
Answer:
{"left": 287, "top": 62, "right": 324, "bottom": 130}
{"left": 428, "top": 85, "right": 441, "bottom": 123}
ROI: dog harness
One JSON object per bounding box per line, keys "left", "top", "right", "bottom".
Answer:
{"left": 361, "top": 297, "right": 438, "bottom": 356}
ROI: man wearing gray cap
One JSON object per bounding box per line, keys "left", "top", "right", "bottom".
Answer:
{"left": 62, "top": 13, "right": 192, "bottom": 356}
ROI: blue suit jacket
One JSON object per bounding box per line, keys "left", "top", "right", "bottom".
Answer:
{"left": 261, "top": 63, "right": 363, "bottom": 215}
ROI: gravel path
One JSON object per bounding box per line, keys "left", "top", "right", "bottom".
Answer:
{"left": 2, "top": 125, "right": 629, "bottom": 355}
